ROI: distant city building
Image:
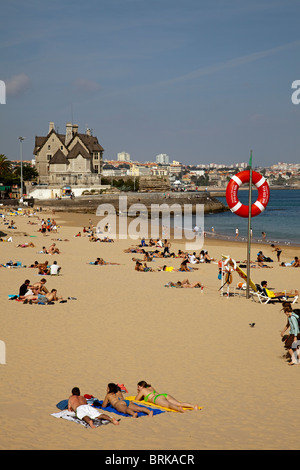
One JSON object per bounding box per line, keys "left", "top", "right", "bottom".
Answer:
{"left": 156, "top": 153, "right": 169, "bottom": 165}
{"left": 117, "top": 151, "right": 131, "bottom": 162}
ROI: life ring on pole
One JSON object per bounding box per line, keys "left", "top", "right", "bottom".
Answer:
{"left": 223, "top": 257, "right": 236, "bottom": 285}
{"left": 224, "top": 257, "right": 236, "bottom": 272}
{"left": 226, "top": 170, "right": 270, "bottom": 218}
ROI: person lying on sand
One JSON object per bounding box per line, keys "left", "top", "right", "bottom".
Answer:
{"left": 16, "top": 242, "right": 35, "bottom": 248}
{"left": 102, "top": 383, "right": 153, "bottom": 418}
{"left": 23, "top": 288, "right": 62, "bottom": 304}
{"left": 158, "top": 265, "right": 178, "bottom": 272}
{"left": 135, "top": 380, "right": 198, "bottom": 413}
{"left": 165, "top": 279, "right": 204, "bottom": 289}
{"left": 68, "top": 387, "right": 119, "bottom": 428}
{"left": 134, "top": 261, "right": 154, "bottom": 272}
{"left": 131, "top": 252, "right": 153, "bottom": 262}
{"left": 280, "top": 257, "right": 300, "bottom": 268}
{"left": 124, "top": 247, "right": 145, "bottom": 253}
{"left": 92, "top": 258, "right": 120, "bottom": 265}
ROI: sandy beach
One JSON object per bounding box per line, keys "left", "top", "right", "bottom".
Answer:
{"left": 0, "top": 207, "right": 299, "bottom": 450}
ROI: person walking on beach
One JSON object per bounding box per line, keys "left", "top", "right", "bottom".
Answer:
{"left": 68, "top": 387, "right": 120, "bottom": 427}
{"left": 281, "top": 305, "right": 300, "bottom": 365}
{"left": 235, "top": 228, "right": 239, "bottom": 239}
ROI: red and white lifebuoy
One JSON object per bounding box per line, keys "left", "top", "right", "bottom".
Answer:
{"left": 226, "top": 170, "right": 270, "bottom": 218}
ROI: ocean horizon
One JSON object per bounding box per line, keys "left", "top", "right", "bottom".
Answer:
{"left": 170, "top": 189, "right": 300, "bottom": 247}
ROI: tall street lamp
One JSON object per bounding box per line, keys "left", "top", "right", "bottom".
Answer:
{"left": 18, "top": 136, "right": 25, "bottom": 200}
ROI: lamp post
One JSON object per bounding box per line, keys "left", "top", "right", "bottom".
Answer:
{"left": 18, "top": 137, "right": 25, "bottom": 200}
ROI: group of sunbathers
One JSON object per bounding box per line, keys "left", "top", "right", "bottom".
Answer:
{"left": 67, "top": 380, "right": 199, "bottom": 428}
{"left": 28, "top": 260, "right": 61, "bottom": 275}
{"left": 15, "top": 278, "right": 64, "bottom": 304}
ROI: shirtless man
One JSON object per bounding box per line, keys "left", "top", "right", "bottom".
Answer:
{"left": 37, "top": 260, "right": 50, "bottom": 275}
{"left": 48, "top": 243, "right": 60, "bottom": 255}
{"left": 23, "top": 288, "right": 62, "bottom": 304}
{"left": 68, "top": 387, "right": 119, "bottom": 428}
{"left": 31, "top": 278, "right": 49, "bottom": 294}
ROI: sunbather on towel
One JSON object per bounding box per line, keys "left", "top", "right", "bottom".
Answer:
{"left": 135, "top": 380, "right": 198, "bottom": 412}
{"left": 68, "top": 387, "right": 119, "bottom": 428}
{"left": 165, "top": 279, "right": 203, "bottom": 289}
{"left": 102, "top": 383, "right": 153, "bottom": 417}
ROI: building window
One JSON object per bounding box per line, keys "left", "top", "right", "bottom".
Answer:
{"left": 47, "top": 154, "right": 52, "bottom": 161}
{"left": 95, "top": 165, "right": 98, "bottom": 172}
{"left": 48, "top": 145, "right": 51, "bottom": 150}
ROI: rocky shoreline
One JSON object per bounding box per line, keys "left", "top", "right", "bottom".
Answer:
{"left": 34, "top": 191, "right": 228, "bottom": 216}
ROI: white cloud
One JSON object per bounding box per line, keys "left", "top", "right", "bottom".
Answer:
{"left": 5, "top": 73, "right": 31, "bottom": 96}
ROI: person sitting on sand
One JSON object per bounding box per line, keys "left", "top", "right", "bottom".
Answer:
{"left": 31, "top": 278, "right": 49, "bottom": 294}
{"left": 294, "top": 257, "right": 300, "bottom": 267}
{"left": 102, "top": 383, "right": 153, "bottom": 418}
{"left": 48, "top": 243, "right": 60, "bottom": 255}
{"left": 37, "top": 260, "right": 50, "bottom": 275}
{"left": 68, "top": 387, "right": 119, "bottom": 428}
{"left": 261, "top": 281, "right": 299, "bottom": 300}
{"left": 50, "top": 261, "right": 61, "bottom": 275}
{"left": 179, "top": 257, "right": 198, "bottom": 272}
{"left": 188, "top": 252, "right": 199, "bottom": 264}
{"left": 18, "top": 279, "right": 31, "bottom": 300}
{"left": 203, "top": 250, "right": 215, "bottom": 263}
{"left": 135, "top": 380, "right": 198, "bottom": 413}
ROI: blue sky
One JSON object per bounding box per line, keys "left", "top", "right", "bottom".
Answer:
{"left": 0, "top": 0, "right": 300, "bottom": 166}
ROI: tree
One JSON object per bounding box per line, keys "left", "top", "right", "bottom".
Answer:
{"left": 0, "top": 154, "right": 12, "bottom": 176}
{"left": 13, "top": 163, "right": 38, "bottom": 181}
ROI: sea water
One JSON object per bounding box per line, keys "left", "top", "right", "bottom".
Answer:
{"left": 171, "top": 189, "right": 300, "bottom": 246}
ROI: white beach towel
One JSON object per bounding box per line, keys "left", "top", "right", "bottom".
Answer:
{"left": 51, "top": 409, "right": 110, "bottom": 428}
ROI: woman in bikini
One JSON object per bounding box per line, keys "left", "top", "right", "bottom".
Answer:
{"left": 102, "top": 383, "right": 153, "bottom": 418}
{"left": 135, "top": 381, "right": 198, "bottom": 413}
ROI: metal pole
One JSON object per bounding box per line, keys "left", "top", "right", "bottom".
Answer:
{"left": 246, "top": 150, "right": 253, "bottom": 299}
{"left": 18, "top": 137, "right": 25, "bottom": 199}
